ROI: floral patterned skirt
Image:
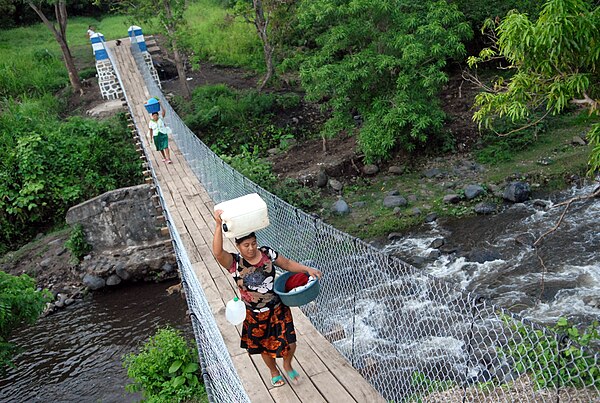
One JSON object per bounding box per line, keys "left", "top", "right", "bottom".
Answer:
{"left": 241, "top": 303, "right": 296, "bottom": 357}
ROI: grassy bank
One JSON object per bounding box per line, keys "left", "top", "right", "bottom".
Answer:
{"left": 323, "top": 110, "right": 596, "bottom": 240}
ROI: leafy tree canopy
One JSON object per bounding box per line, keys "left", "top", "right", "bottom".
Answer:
{"left": 468, "top": 0, "right": 600, "bottom": 175}
{"left": 295, "top": 0, "right": 472, "bottom": 163}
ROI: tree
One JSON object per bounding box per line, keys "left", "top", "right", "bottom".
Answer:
{"left": 295, "top": 0, "right": 472, "bottom": 163}
{"left": 25, "top": 0, "right": 83, "bottom": 95}
{"left": 113, "top": 0, "right": 191, "bottom": 99}
{"left": 468, "top": 0, "right": 600, "bottom": 175}
{"left": 234, "top": 0, "right": 288, "bottom": 91}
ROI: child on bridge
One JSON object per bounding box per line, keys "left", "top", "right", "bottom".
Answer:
{"left": 147, "top": 101, "right": 172, "bottom": 164}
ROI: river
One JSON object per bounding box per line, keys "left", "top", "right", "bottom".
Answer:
{"left": 381, "top": 183, "right": 600, "bottom": 326}
{"left": 0, "top": 279, "right": 191, "bottom": 403}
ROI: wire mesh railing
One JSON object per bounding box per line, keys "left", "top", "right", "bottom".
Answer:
{"left": 121, "top": 38, "right": 599, "bottom": 402}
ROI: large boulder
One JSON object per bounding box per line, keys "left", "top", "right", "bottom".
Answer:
{"left": 464, "top": 184, "right": 485, "bottom": 200}
{"left": 384, "top": 195, "right": 408, "bottom": 208}
{"left": 503, "top": 182, "right": 531, "bottom": 203}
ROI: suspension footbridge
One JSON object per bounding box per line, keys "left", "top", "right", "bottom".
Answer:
{"left": 92, "top": 28, "right": 600, "bottom": 403}
{"left": 107, "top": 39, "right": 385, "bottom": 403}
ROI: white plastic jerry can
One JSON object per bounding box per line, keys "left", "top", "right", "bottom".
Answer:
{"left": 225, "top": 297, "right": 246, "bottom": 325}
{"left": 214, "top": 193, "right": 270, "bottom": 239}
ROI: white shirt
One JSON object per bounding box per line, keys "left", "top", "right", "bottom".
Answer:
{"left": 149, "top": 117, "right": 167, "bottom": 136}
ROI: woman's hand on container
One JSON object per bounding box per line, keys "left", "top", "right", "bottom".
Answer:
{"left": 306, "top": 266, "right": 322, "bottom": 280}
{"left": 214, "top": 209, "right": 224, "bottom": 225}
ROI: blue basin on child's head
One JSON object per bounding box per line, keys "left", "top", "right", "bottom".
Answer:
{"left": 274, "top": 271, "right": 320, "bottom": 307}
{"left": 144, "top": 97, "right": 160, "bottom": 114}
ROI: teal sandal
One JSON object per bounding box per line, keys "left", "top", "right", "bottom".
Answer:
{"left": 271, "top": 375, "right": 285, "bottom": 387}
{"left": 287, "top": 369, "right": 300, "bottom": 384}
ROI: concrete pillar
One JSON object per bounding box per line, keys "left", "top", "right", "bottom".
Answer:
{"left": 90, "top": 32, "right": 123, "bottom": 100}
{"left": 128, "top": 25, "right": 161, "bottom": 88}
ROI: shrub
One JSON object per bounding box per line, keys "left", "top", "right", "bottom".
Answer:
{"left": 221, "top": 147, "right": 278, "bottom": 189}
{"left": 181, "top": 84, "right": 301, "bottom": 156}
{"left": 502, "top": 317, "right": 600, "bottom": 389}
{"left": 123, "top": 327, "right": 207, "bottom": 402}
{"left": 273, "top": 178, "right": 320, "bottom": 211}
{"left": 78, "top": 66, "right": 98, "bottom": 80}
{"left": 65, "top": 224, "right": 92, "bottom": 263}
{"left": 0, "top": 272, "right": 52, "bottom": 372}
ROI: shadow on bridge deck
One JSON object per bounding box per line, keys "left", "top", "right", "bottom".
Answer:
{"left": 107, "top": 39, "right": 385, "bottom": 403}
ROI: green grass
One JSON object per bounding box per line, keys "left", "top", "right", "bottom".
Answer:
{"left": 0, "top": 15, "right": 139, "bottom": 99}
{"left": 483, "top": 112, "right": 594, "bottom": 184}
{"left": 180, "top": 0, "right": 263, "bottom": 70}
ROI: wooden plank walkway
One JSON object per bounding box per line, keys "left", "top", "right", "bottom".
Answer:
{"left": 108, "top": 40, "right": 385, "bottom": 403}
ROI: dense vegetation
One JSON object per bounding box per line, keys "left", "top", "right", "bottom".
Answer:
{"left": 0, "top": 26, "right": 143, "bottom": 254}
{"left": 295, "top": 0, "right": 472, "bottom": 162}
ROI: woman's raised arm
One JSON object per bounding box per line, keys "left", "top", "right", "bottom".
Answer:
{"left": 212, "top": 209, "right": 234, "bottom": 269}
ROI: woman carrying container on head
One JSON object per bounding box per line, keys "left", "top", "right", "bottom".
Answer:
{"left": 147, "top": 99, "right": 172, "bottom": 164}
{"left": 212, "top": 209, "right": 322, "bottom": 388}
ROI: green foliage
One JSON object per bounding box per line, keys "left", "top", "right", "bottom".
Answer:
{"left": 0, "top": 271, "right": 52, "bottom": 372}
{"left": 588, "top": 123, "right": 600, "bottom": 173}
{"left": 180, "top": 84, "right": 299, "bottom": 156}
{"left": 502, "top": 317, "right": 600, "bottom": 389}
{"left": 123, "top": 326, "right": 207, "bottom": 403}
{"left": 0, "top": 110, "right": 143, "bottom": 253}
{"left": 468, "top": 0, "right": 600, "bottom": 175}
{"left": 408, "top": 371, "right": 456, "bottom": 402}
{"left": 295, "top": 0, "right": 472, "bottom": 163}
{"left": 452, "top": 0, "right": 541, "bottom": 30}
{"left": 78, "top": 66, "right": 98, "bottom": 80}
{"left": 221, "top": 147, "right": 278, "bottom": 189}
{"left": 65, "top": 224, "right": 92, "bottom": 263}
{"left": 220, "top": 150, "right": 320, "bottom": 210}
{"left": 184, "top": 84, "right": 274, "bottom": 132}
{"left": 272, "top": 178, "right": 320, "bottom": 211}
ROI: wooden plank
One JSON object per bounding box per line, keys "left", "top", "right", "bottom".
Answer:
{"left": 270, "top": 386, "right": 302, "bottom": 403}
{"left": 293, "top": 314, "right": 385, "bottom": 403}
{"left": 293, "top": 337, "right": 329, "bottom": 377}
{"left": 311, "top": 371, "right": 357, "bottom": 403}
{"left": 179, "top": 233, "right": 202, "bottom": 265}
{"left": 282, "top": 357, "right": 328, "bottom": 403}
{"left": 231, "top": 354, "right": 275, "bottom": 403}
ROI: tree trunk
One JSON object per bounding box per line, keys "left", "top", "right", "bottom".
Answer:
{"left": 253, "top": 0, "right": 274, "bottom": 92}
{"left": 172, "top": 43, "right": 191, "bottom": 99}
{"left": 162, "top": 0, "right": 190, "bottom": 99}
{"left": 28, "top": 1, "right": 83, "bottom": 95}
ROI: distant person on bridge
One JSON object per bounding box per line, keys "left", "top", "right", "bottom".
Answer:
{"left": 86, "top": 25, "right": 95, "bottom": 38}
{"left": 212, "top": 210, "right": 322, "bottom": 388}
{"left": 147, "top": 101, "right": 172, "bottom": 164}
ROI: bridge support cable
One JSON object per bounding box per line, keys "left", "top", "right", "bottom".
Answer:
{"left": 122, "top": 39, "right": 600, "bottom": 403}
